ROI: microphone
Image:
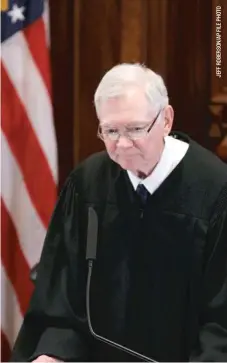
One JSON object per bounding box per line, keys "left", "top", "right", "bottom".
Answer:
{"left": 86, "top": 206, "right": 158, "bottom": 362}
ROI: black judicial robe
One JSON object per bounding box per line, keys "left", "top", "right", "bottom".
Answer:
{"left": 11, "top": 133, "right": 227, "bottom": 362}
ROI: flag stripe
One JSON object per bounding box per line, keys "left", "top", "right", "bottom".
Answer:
{"left": 23, "top": 17, "right": 51, "bottom": 95}
{"left": 1, "top": 131, "right": 47, "bottom": 268}
{"left": 1, "top": 64, "right": 56, "bottom": 228}
{"left": 1, "top": 264, "right": 24, "bottom": 349}
{"left": 1, "top": 199, "right": 34, "bottom": 315}
{"left": 1, "top": 31, "right": 57, "bottom": 182}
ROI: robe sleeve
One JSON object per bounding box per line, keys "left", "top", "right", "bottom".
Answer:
{"left": 190, "top": 188, "right": 227, "bottom": 361}
{"left": 10, "top": 175, "right": 92, "bottom": 362}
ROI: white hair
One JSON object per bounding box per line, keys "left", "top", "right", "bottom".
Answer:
{"left": 94, "top": 63, "right": 169, "bottom": 117}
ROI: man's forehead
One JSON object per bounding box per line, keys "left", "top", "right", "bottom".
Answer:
{"left": 98, "top": 93, "right": 156, "bottom": 123}
{"left": 103, "top": 88, "right": 145, "bottom": 107}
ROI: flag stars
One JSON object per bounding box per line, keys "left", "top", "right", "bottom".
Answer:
{"left": 7, "top": 4, "right": 25, "bottom": 24}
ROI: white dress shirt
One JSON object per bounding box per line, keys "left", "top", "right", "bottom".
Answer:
{"left": 127, "top": 135, "right": 189, "bottom": 195}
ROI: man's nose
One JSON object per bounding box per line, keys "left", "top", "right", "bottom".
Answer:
{"left": 116, "top": 135, "right": 133, "bottom": 148}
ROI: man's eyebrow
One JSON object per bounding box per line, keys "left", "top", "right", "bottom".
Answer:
{"left": 101, "top": 121, "right": 150, "bottom": 128}
{"left": 101, "top": 124, "right": 118, "bottom": 129}
{"left": 126, "top": 122, "right": 149, "bottom": 127}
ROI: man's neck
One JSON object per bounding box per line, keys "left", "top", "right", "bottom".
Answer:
{"left": 136, "top": 162, "right": 158, "bottom": 179}
{"left": 135, "top": 141, "right": 165, "bottom": 178}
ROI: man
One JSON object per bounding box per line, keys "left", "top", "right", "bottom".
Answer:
{"left": 11, "top": 64, "right": 227, "bottom": 362}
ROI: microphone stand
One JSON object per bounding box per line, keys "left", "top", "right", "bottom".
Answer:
{"left": 86, "top": 207, "right": 158, "bottom": 363}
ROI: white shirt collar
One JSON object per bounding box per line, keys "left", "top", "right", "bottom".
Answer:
{"left": 127, "top": 135, "right": 189, "bottom": 195}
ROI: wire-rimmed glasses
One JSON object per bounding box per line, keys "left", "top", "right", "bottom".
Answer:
{"left": 97, "top": 108, "right": 163, "bottom": 142}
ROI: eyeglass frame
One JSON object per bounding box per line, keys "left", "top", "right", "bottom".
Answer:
{"left": 97, "top": 107, "right": 163, "bottom": 142}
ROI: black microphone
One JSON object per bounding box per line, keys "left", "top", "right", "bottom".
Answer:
{"left": 86, "top": 206, "right": 158, "bottom": 362}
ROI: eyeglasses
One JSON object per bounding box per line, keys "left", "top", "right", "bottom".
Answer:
{"left": 97, "top": 108, "right": 163, "bottom": 142}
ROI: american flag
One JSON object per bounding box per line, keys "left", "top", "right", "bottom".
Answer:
{"left": 1, "top": 0, "right": 58, "bottom": 360}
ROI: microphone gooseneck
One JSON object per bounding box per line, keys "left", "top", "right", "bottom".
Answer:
{"left": 86, "top": 207, "right": 98, "bottom": 261}
{"left": 86, "top": 259, "right": 157, "bottom": 362}
{"left": 86, "top": 206, "right": 158, "bottom": 363}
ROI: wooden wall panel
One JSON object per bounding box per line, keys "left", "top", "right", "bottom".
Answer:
{"left": 49, "top": 0, "right": 74, "bottom": 189}
{"left": 146, "top": 0, "right": 168, "bottom": 80}
{"left": 211, "top": 0, "right": 227, "bottom": 96}
{"left": 166, "top": 0, "right": 212, "bottom": 146}
{"left": 210, "top": 0, "right": 227, "bottom": 160}
{"left": 120, "top": 0, "right": 147, "bottom": 61}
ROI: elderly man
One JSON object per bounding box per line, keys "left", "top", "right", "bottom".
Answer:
{"left": 11, "top": 64, "right": 227, "bottom": 362}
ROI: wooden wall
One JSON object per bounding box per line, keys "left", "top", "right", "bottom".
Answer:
{"left": 50, "top": 0, "right": 221, "bottom": 189}
{"left": 210, "top": 0, "right": 227, "bottom": 159}
{"left": 49, "top": 0, "right": 75, "bottom": 188}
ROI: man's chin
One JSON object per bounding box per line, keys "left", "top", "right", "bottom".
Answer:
{"left": 117, "top": 158, "right": 138, "bottom": 171}
{"left": 110, "top": 154, "right": 140, "bottom": 170}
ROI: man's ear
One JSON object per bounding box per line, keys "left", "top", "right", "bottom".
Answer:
{"left": 163, "top": 105, "right": 174, "bottom": 136}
